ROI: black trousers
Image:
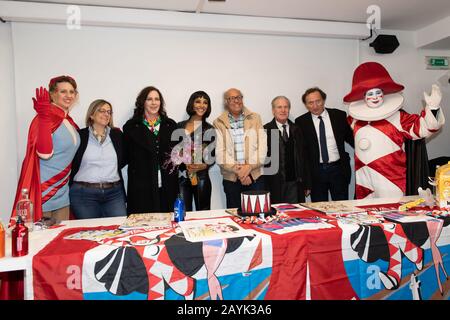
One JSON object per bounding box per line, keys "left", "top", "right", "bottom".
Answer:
{"left": 222, "top": 176, "right": 265, "bottom": 209}
{"left": 179, "top": 175, "right": 212, "bottom": 211}
{"left": 281, "top": 180, "right": 303, "bottom": 204}
{"left": 310, "top": 161, "right": 349, "bottom": 202}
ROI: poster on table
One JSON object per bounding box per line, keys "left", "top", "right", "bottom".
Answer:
{"left": 338, "top": 213, "right": 450, "bottom": 300}
{"left": 178, "top": 218, "right": 254, "bottom": 242}
{"left": 33, "top": 224, "right": 275, "bottom": 300}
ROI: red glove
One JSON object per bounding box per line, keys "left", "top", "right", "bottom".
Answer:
{"left": 33, "top": 87, "right": 54, "bottom": 156}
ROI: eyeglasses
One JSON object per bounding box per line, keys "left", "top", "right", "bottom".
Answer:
{"left": 97, "top": 109, "right": 113, "bottom": 115}
{"left": 226, "top": 95, "right": 243, "bottom": 103}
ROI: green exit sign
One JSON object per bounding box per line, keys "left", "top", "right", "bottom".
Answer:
{"left": 426, "top": 56, "right": 449, "bottom": 70}
{"left": 430, "top": 58, "right": 448, "bottom": 66}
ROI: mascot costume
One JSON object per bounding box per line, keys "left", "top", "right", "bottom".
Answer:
{"left": 345, "top": 63, "right": 448, "bottom": 292}
{"left": 344, "top": 62, "right": 445, "bottom": 199}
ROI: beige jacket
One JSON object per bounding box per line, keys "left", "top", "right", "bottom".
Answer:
{"left": 213, "top": 107, "right": 267, "bottom": 182}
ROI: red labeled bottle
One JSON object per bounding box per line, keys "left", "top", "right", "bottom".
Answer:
{"left": 12, "top": 215, "right": 28, "bottom": 257}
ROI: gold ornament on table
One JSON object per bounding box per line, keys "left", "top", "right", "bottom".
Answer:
{"left": 435, "top": 161, "right": 450, "bottom": 209}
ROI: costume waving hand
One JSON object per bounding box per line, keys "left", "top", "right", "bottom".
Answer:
{"left": 33, "top": 87, "right": 54, "bottom": 157}
{"left": 344, "top": 62, "right": 445, "bottom": 199}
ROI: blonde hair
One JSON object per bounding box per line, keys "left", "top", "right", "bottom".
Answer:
{"left": 85, "top": 99, "right": 114, "bottom": 127}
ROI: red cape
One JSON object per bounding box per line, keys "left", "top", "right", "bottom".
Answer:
{"left": 10, "top": 106, "right": 78, "bottom": 225}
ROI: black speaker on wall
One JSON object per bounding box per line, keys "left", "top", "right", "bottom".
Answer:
{"left": 369, "top": 34, "right": 400, "bottom": 54}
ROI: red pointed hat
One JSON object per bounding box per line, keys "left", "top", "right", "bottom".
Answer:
{"left": 343, "top": 62, "right": 404, "bottom": 103}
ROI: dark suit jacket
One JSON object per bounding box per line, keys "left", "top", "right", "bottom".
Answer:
{"left": 264, "top": 119, "right": 311, "bottom": 203}
{"left": 123, "top": 116, "right": 179, "bottom": 214}
{"left": 70, "top": 127, "right": 126, "bottom": 194}
{"left": 295, "top": 108, "right": 354, "bottom": 190}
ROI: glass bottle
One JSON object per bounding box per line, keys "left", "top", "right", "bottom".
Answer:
{"left": 174, "top": 194, "right": 185, "bottom": 222}
{"left": 12, "top": 215, "right": 28, "bottom": 257}
{"left": 16, "top": 188, "right": 34, "bottom": 232}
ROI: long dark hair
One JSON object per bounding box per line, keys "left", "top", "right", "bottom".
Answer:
{"left": 186, "top": 90, "right": 212, "bottom": 120}
{"left": 132, "top": 86, "right": 167, "bottom": 120}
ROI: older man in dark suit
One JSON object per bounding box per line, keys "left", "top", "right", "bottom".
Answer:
{"left": 295, "top": 87, "right": 354, "bottom": 202}
{"left": 264, "top": 96, "right": 311, "bottom": 204}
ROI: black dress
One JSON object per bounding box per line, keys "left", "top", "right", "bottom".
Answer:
{"left": 176, "top": 120, "right": 215, "bottom": 211}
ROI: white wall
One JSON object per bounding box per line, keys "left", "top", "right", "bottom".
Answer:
{"left": 2, "top": 21, "right": 450, "bottom": 217}
{"left": 358, "top": 29, "right": 450, "bottom": 160}
{"left": 0, "top": 22, "right": 18, "bottom": 226}
{"left": 9, "top": 22, "right": 357, "bottom": 211}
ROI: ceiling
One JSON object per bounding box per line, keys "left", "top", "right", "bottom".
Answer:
{"left": 9, "top": 0, "right": 450, "bottom": 31}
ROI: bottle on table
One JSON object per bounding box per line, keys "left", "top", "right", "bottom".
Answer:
{"left": 174, "top": 194, "right": 185, "bottom": 222}
{"left": 16, "top": 188, "right": 34, "bottom": 232}
{"left": 12, "top": 215, "right": 28, "bottom": 257}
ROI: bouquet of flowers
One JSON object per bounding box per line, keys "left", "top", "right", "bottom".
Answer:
{"left": 163, "top": 139, "right": 204, "bottom": 186}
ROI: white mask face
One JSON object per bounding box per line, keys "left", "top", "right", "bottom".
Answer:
{"left": 364, "top": 88, "right": 384, "bottom": 108}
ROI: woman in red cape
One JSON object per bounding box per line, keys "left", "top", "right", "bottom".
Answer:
{"left": 1, "top": 76, "right": 79, "bottom": 300}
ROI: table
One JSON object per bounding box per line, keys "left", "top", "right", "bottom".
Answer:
{"left": 1, "top": 217, "right": 125, "bottom": 299}
{"left": 1, "top": 210, "right": 235, "bottom": 300}
{"left": 1, "top": 195, "right": 449, "bottom": 300}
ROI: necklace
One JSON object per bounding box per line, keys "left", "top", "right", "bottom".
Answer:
{"left": 92, "top": 126, "right": 106, "bottom": 144}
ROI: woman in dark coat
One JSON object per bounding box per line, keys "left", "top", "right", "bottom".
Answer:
{"left": 123, "top": 86, "right": 179, "bottom": 214}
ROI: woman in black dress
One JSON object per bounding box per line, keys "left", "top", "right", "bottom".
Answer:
{"left": 177, "top": 91, "right": 215, "bottom": 211}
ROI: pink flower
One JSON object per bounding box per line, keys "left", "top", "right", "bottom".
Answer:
{"left": 163, "top": 140, "right": 204, "bottom": 174}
